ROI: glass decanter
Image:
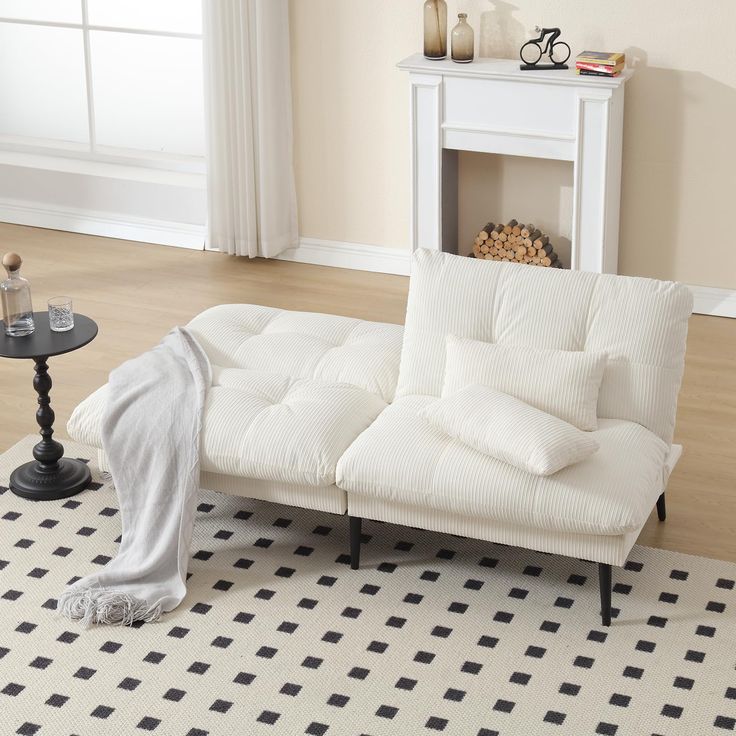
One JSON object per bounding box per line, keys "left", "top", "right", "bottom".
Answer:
{"left": 451, "top": 13, "right": 474, "bottom": 63}
{"left": 1, "top": 252, "right": 35, "bottom": 337}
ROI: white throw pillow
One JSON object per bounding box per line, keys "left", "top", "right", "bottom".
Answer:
{"left": 420, "top": 385, "right": 599, "bottom": 476}
{"left": 443, "top": 336, "right": 607, "bottom": 431}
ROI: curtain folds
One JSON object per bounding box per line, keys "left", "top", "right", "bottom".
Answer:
{"left": 202, "top": 0, "right": 298, "bottom": 257}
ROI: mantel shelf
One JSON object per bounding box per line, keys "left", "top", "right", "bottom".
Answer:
{"left": 398, "top": 54, "right": 632, "bottom": 89}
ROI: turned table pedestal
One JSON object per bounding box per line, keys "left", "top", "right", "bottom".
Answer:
{"left": 0, "top": 312, "right": 98, "bottom": 500}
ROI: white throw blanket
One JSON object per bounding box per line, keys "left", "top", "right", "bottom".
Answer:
{"left": 58, "top": 327, "right": 211, "bottom": 626}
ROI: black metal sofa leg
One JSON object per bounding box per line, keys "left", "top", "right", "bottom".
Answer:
{"left": 656, "top": 492, "right": 666, "bottom": 521}
{"left": 347, "top": 513, "right": 618, "bottom": 626}
{"left": 349, "top": 516, "right": 362, "bottom": 570}
{"left": 599, "top": 563, "right": 612, "bottom": 627}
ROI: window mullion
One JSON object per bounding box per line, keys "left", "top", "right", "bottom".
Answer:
{"left": 0, "top": 17, "right": 201, "bottom": 40}
{"left": 80, "top": 0, "right": 96, "bottom": 152}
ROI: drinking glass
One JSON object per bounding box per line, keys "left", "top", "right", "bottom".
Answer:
{"left": 48, "top": 296, "right": 74, "bottom": 332}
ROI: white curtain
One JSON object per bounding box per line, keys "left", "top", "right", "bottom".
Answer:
{"left": 202, "top": 0, "right": 298, "bottom": 257}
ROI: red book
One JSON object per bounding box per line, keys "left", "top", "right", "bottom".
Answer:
{"left": 576, "top": 60, "right": 624, "bottom": 74}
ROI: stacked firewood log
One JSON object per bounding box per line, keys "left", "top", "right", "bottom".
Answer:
{"left": 471, "top": 220, "right": 563, "bottom": 268}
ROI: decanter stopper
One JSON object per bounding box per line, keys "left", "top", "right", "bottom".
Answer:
{"left": 2, "top": 252, "right": 22, "bottom": 273}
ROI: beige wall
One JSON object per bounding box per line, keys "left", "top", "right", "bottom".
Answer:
{"left": 289, "top": 0, "right": 736, "bottom": 288}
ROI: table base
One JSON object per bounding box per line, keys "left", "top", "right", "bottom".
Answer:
{"left": 10, "top": 457, "right": 92, "bottom": 501}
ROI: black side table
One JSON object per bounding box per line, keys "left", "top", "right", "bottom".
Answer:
{"left": 0, "top": 312, "right": 98, "bottom": 500}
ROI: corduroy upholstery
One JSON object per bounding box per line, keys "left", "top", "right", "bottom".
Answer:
{"left": 68, "top": 251, "right": 692, "bottom": 566}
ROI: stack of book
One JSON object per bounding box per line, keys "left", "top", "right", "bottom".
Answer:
{"left": 575, "top": 51, "right": 625, "bottom": 77}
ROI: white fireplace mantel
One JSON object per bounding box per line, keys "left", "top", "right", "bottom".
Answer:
{"left": 398, "top": 54, "right": 633, "bottom": 273}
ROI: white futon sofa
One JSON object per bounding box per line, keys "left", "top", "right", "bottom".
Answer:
{"left": 68, "top": 249, "right": 693, "bottom": 625}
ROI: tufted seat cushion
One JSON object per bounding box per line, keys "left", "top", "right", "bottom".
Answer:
{"left": 187, "top": 304, "right": 403, "bottom": 403}
{"left": 336, "top": 395, "right": 672, "bottom": 537}
{"left": 67, "top": 304, "right": 404, "bottom": 493}
{"left": 200, "top": 367, "right": 386, "bottom": 485}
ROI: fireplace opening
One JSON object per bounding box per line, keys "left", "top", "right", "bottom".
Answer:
{"left": 458, "top": 152, "right": 574, "bottom": 268}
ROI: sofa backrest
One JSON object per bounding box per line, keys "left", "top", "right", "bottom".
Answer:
{"left": 188, "top": 304, "right": 404, "bottom": 403}
{"left": 396, "top": 249, "right": 693, "bottom": 445}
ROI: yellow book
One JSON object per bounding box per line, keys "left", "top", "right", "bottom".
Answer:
{"left": 576, "top": 51, "right": 625, "bottom": 66}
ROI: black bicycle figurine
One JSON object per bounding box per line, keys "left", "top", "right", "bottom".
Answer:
{"left": 519, "top": 26, "right": 571, "bottom": 70}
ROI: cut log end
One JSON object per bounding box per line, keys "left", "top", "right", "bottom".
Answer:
{"left": 471, "top": 219, "right": 563, "bottom": 269}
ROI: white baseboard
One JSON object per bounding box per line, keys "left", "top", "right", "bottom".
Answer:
{"left": 279, "top": 240, "right": 736, "bottom": 318}
{"left": 688, "top": 284, "right": 736, "bottom": 319}
{"left": 0, "top": 198, "right": 205, "bottom": 250}
{"left": 279, "top": 238, "right": 736, "bottom": 318}
{"left": 278, "top": 237, "right": 411, "bottom": 276}
{"left": 1, "top": 204, "right": 733, "bottom": 318}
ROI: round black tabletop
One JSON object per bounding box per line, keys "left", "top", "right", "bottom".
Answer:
{"left": 0, "top": 312, "right": 97, "bottom": 359}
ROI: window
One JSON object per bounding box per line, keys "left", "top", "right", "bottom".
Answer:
{"left": 0, "top": 0, "right": 204, "bottom": 172}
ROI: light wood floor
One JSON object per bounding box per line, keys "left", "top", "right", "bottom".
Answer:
{"left": 1, "top": 223, "right": 734, "bottom": 562}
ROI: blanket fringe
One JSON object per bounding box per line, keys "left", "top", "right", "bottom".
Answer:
{"left": 57, "top": 588, "right": 162, "bottom": 627}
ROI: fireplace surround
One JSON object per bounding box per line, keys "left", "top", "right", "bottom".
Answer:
{"left": 399, "top": 54, "right": 633, "bottom": 273}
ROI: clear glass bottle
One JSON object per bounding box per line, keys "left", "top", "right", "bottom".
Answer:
{"left": 1, "top": 252, "right": 35, "bottom": 337}
{"left": 423, "top": 0, "right": 447, "bottom": 60}
{"left": 451, "top": 13, "right": 474, "bottom": 63}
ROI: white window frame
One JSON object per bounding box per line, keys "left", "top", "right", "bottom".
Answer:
{"left": 0, "top": 1, "right": 204, "bottom": 174}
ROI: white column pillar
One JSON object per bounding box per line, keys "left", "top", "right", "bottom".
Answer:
{"left": 409, "top": 73, "right": 443, "bottom": 252}
{"left": 572, "top": 89, "right": 624, "bottom": 273}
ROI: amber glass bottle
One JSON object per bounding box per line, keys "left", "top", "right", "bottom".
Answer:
{"left": 451, "top": 13, "right": 474, "bottom": 63}
{"left": 423, "top": 0, "right": 447, "bottom": 60}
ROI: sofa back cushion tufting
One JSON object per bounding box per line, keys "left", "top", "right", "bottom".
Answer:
{"left": 396, "top": 249, "right": 693, "bottom": 444}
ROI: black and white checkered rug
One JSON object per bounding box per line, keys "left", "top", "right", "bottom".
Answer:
{"left": 1, "top": 435, "right": 734, "bottom": 736}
